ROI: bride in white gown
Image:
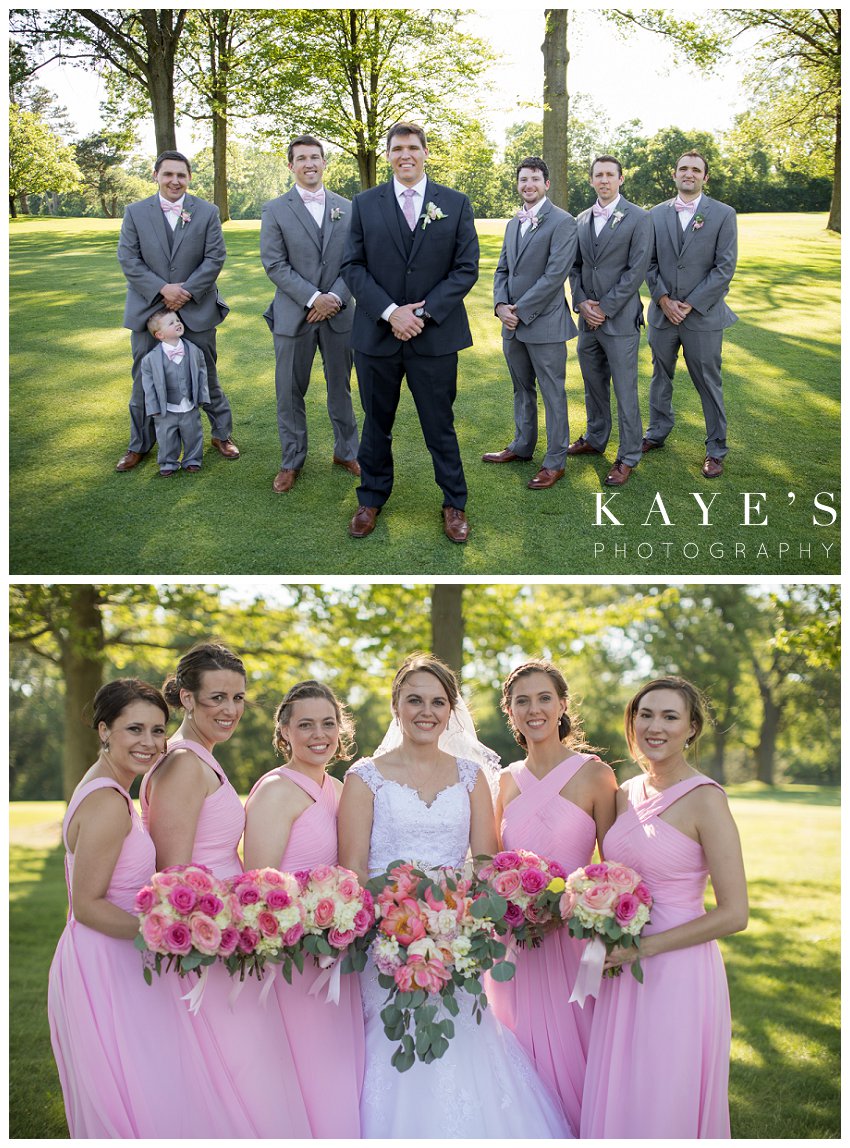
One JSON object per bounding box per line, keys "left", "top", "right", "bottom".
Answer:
{"left": 338, "top": 654, "right": 572, "bottom": 1139}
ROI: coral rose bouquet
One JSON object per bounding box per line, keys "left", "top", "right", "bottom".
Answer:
{"left": 134, "top": 863, "right": 238, "bottom": 984}
{"left": 475, "top": 849, "right": 570, "bottom": 946}
{"left": 223, "top": 867, "right": 306, "bottom": 985}
{"left": 359, "top": 861, "right": 515, "bottom": 1072}
{"left": 561, "top": 861, "right": 653, "bottom": 1005}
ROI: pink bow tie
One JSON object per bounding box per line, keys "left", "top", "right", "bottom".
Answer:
{"left": 674, "top": 199, "right": 697, "bottom": 214}
{"left": 301, "top": 191, "right": 325, "bottom": 204}
{"left": 160, "top": 199, "right": 182, "bottom": 215}
{"left": 163, "top": 343, "right": 184, "bottom": 362}
{"left": 592, "top": 203, "right": 611, "bottom": 219}
{"left": 516, "top": 209, "right": 535, "bottom": 223}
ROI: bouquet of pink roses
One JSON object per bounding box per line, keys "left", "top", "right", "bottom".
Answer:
{"left": 475, "top": 849, "right": 569, "bottom": 946}
{"left": 360, "top": 860, "right": 514, "bottom": 1071}
{"left": 298, "top": 863, "right": 375, "bottom": 966}
{"left": 223, "top": 867, "right": 306, "bottom": 983}
{"left": 134, "top": 863, "right": 239, "bottom": 983}
{"left": 561, "top": 861, "right": 653, "bottom": 1002}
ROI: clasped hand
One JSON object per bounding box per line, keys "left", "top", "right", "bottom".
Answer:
{"left": 496, "top": 303, "right": 520, "bottom": 331}
{"left": 579, "top": 300, "right": 606, "bottom": 329}
{"left": 390, "top": 301, "right": 426, "bottom": 341}
{"left": 306, "top": 293, "right": 342, "bottom": 323}
{"left": 659, "top": 295, "right": 693, "bottom": 325}
{"left": 160, "top": 282, "right": 191, "bottom": 310}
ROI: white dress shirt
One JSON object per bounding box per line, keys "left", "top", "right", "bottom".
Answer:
{"left": 593, "top": 194, "right": 621, "bottom": 237}
{"left": 159, "top": 195, "right": 185, "bottom": 230}
{"left": 382, "top": 175, "right": 429, "bottom": 321}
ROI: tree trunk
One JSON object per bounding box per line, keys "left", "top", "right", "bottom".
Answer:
{"left": 212, "top": 108, "right": 229, "bottom": 221}
{"left": 755, "top": 693, "right": 782, "bottom": 785}
{"left": 210, "top": 14, "right": 230, "bottom": 222}
{"left": 827, "top": 99, "right": 840, "bottom": 232}
{"left": 18, "top": 193, "right": 29, "bottom": 215}
{"left": 542, "top": 8, "right": 569, "bottom": 208}
{"left": 140, "top": 11, "right": 179, "bottom": 154}
{"left": 59, "top": 587, "right": 106, "bottom": 801}
{"left": 431, "top": 585, "right": 464, "bottom": 678}
{"left": 9, "top": 195, "right": 17, "bottom": 218}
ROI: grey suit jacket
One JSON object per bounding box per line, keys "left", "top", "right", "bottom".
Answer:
{"left": 646, "top": 196, "right": 738, "bottom": 331}
{"left": 117, "top": 194, "right": 229, "bottom": 333}
{"left": 260, "top": 187, "right": 354, "bottom": 336}
{"left": 493, "top": 201, "right": 578, "bottom": 344}
{"left": 569, "top": 197, "right": 651, "bottom": 336}
{"left": 140, "top": 339, "right": 211, "bottom": 418}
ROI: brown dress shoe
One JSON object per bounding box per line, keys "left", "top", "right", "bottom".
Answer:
{"left": 702, "top": 456, "right": 724, "bottom": 478}
{"left": 158, "top": 468, "right": 177, "bottom": 478}
{"left": 442, "top": 507, "right": 470, "bottom": 543}
{"left": 527, "top": 467, "right": 565, "bottom": 490}
{"left": 333, "top": 456, "right": 361, "bottom": 476}
{"left": 604, "top": 460, "right": 632, "bottom": 486}
{"left": 272, "top": 468, "right": 300, "bottom": 493}
{"left": 481, "top": 447, "right": 532, "bottom": 463}
{"left": 115, "top": 450, "right": 143, "bottom": 472}
{"left": 567, "top": 436, "right": 601, "bottom": 456}
{"left": 185, "top": 465, "right": 201, "bottom": 473}
{"left": 349, "top": 505, "right": 380, "bottom": 538}
{"left": 212, "top": 437, "right": 240, "bottom": 459}
{"left": 641, "top": 437, "right": 663, "bottom": 453}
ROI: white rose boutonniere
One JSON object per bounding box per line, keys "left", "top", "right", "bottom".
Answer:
{"left": 610, "top": 209, "right": 625, "bottom": 230}
{"left": 179, "top": 209, "right": 192, "bottom": 228}
{"left": 330, "top": 207, "right": 344, "bottom": 221}
{"left": 421, "top": 201, "right": 447, "bottom": 229}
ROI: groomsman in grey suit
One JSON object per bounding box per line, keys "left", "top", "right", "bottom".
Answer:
{"left": 261, "top": 135, "right": 359, "bottom": 493}
{"left": 567, "top": 155, "right": 651, "bottom": 486}
{"left": 115, "top": 151, "right": 239, "bottom": 471}
{"left": 485, "top": 157, "right": 578, "bottom": 490}
{"left": 644, "top": 150, "right": 737, "bottom": 478}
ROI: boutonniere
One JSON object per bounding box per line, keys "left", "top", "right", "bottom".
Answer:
{"left": 179, "top": 209, "right": 191, "bottom": 228}
{"left": 530, "top": 213, "right": 541, "bottom": 230}
{"left": 692, "top": 214, "right": 705, "bottom": 230}
{"left": 330, "top": 207, "right": 344, "bottom": 221}
{"left": 610, "top": 209, "right": 625, "bottom": 230}
{"left": 421, "top": 201, "right": 447, "bottom": 229}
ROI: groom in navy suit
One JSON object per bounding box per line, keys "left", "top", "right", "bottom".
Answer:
{"left": 341, "top": 122, "right": 479, "bottom": 543}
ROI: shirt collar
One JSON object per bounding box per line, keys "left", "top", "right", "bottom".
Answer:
{"left": 159, "top": 194, "right": 185, "bottom": 209}
{"left": 597, "top": 194, "right": 621, "bottom": 214}
{"left": 296, "top": 184, "right": 325, "bottom": 199}
{"left": 394, "top": 175, "right": 428, "bottom": 199}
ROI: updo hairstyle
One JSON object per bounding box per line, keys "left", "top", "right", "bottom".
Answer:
{"left": 390, "top": 653, "right": 460, "bottom": 714}
{"left": 500, "top": 660, "right": 585, "bottom": 749}
{"left": 624, "top": 676, "right": 708, "bottom": 764}
{"left": 89, "top": 678, "right": 170, "bottom": 730}
{"left": 162, "top": 642, "right": 246, "bottom": 709}
{"left": 273, "top": 680, "right": 355, "bottom": 761}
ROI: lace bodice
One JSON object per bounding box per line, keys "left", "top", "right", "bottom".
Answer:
{"left": 348, "top": 757, "right": 480, "bottom": 877}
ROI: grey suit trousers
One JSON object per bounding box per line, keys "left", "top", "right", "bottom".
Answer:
{"left": 646, "top": 325, "right": 728, "bottom": 458}
{"left": 153, "top": 408, "right": 204, "bottom": 471}
{"left": 576, "top": 328, "right": 644, "bottom": 467}
{"left": 129, "top": 326, "right": 232, "bottom": 455}
{"left": 503, "top": 337, "right": 569, "bottom": 470}
{"left": 272, "top": 323, "right": 358, "bottom": 470}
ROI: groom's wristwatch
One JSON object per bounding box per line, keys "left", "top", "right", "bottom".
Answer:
{"left": 413, "top": 306, "right": 430, "bottom": 320}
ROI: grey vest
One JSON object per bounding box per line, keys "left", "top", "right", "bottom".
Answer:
{"left": 162, "top": 350, "right": 192, "bottom": 406}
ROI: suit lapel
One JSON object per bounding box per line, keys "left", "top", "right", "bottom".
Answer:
{"left": 321, "top": 192, "right": 341, "bottom": 255}
{"left": 379, "top": 182, "right": 408, "bottom": 260}
{"left": 595, "top": 199, "right": 627, "bottom": 256}
{"left": 169, "top": 194, "right": 194, "bottom": 258}
{"left": 679, "top": 197, "right": 709, "bottom": 255}
{"left": 665, "top": 199, "right": 680, "bottom": 253}
{"left": 515, "top": 203, "right": 548, "bottom": 266}
{"left": 287, "top": 188, "right": 322, "bottom": 251}
{"left": 147, "top": 194, "right": 173, "bottom": 258}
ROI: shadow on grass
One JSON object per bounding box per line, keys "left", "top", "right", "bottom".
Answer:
{"left": 10, "top": 841, "right": 71, "bottom": 1139}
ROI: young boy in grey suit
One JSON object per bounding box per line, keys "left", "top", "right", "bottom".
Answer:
{"left": 141, "top": 309, "right": 210, "bottom": 477}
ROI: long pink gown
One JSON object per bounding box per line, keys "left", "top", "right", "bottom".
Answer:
{"left": 47, "top": 778, "right": 226, "bottom": 1137}
{"left": 140, "top": 739, "right": 311, "bottom": 1138}
{"left": 581, "top": 774, "right": 732, "bottom": 1138}
{"left": 489, "top": 753, "right": 599, "bottom": 1136}
{"left": 247, "top": 766, "right": 365, "bottom": 1137}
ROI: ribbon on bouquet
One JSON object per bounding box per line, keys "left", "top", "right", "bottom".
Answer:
{"left": 226, "top": 963, "right": 278, "bottom": 1010}
{"left": 307, "top": 952, "right": 343, "bottom": 1006}
{"left": 181, "top": 964, "right": 210, "bottom": 1015}
{"left": 569, "top": 935, "right": 607, "bottom": 1008}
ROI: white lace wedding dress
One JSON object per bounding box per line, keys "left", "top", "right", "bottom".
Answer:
{"left": 350, "top": 757, "right": 572, "bottom": 1139}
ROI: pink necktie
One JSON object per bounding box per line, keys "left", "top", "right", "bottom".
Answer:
{"left": 674, "top": 198, "right": 697, "bottom": 215}
{"left": 160, "top": 199, "right": 182, "bottom": 215}
{"left": 592, "top": 203, "right": 611, "bottom": 219}
{"left": 402, "top": 188, "right": 417, "bottom": 230}
{"left": 163, "top": 343, "right": 184, "bottom": 363}
{"left": 301, "top": 191, "right": 325, "bottom": 204}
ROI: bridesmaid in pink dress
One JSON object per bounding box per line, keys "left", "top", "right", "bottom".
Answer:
{"left": 141, "top": 642, "right": 311, "bottom": 1138}
{"left": 581, "top": 676, "right": 748, "bottom": 1138}
{"left": 489, "top": 660, "right": 618, "bottom": 1135}
{"left": 48, "top": 679, "right": 225, "bottom": 1136}
{"left": 243, "top": 680, "right": 365, "bottom": 1138}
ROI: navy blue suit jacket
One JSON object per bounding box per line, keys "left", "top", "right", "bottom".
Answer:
{"left": 341, "top": 178, "right": 479, "bottom": 357}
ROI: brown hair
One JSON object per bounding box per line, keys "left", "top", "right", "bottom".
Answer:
{"left": 386, "top": 121, "right": 428, "bottom": 152}
{"left": 162, "top": 642, "right": 246, "bottom": 709}
{"left": 288, "top": 134, "right": 325, "bottom": 163}
{"left": 145, "top": 307, "right": 172, "bottom": 336}
{"left": 273, "top": 680, "right": 355, "bottom": 761}
{"left": 675, "top": 149, "right": 709, "bottom": 179}
{"left": 390, "top": 653, "right": 459, "bottom": 713}
{"left": 154, "top": 150, "right": 191, "bottom": 175}
{"left": 590, "top": 154, "right": 623, "bottom": 177}
{"left": 89, "top": 678, "right": 169, "bottom": 729}
{"left": 517, "top": 156, "right": 549, "bottom": 181}
{"left": 500, "top": 660, "right": 585, "bottom": 749}
{"left": 624, "top": 676, "right": 708, "bottom": 765}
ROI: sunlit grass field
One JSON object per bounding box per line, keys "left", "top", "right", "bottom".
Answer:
{"left": 9, "top": 213, "right": 840, "bottom": 575}
{"left": 9, "top": 784, "right": 840, "bottom": 1139}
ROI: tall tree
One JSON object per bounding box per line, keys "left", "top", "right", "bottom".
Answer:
{"left": 253, "top": 9, "right": 496, "bottom": 188}
{"left": 10, "top": 8, "right": 188, "bottom": 154}
{"left": 542, "top": 9, "right": 569, "bottom": 207}
{"left": 9, "top": 102, "right": 81, "bottom": 216}
{"left": 431, "top": 585, "right": 464, "bottom": 676}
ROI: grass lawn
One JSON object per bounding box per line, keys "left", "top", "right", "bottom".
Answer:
{"left": 9, "top": 213, "right": 839, "bottom": 576}
{"left": 9, "top": 785, "right": 840, "bottom": 1139}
